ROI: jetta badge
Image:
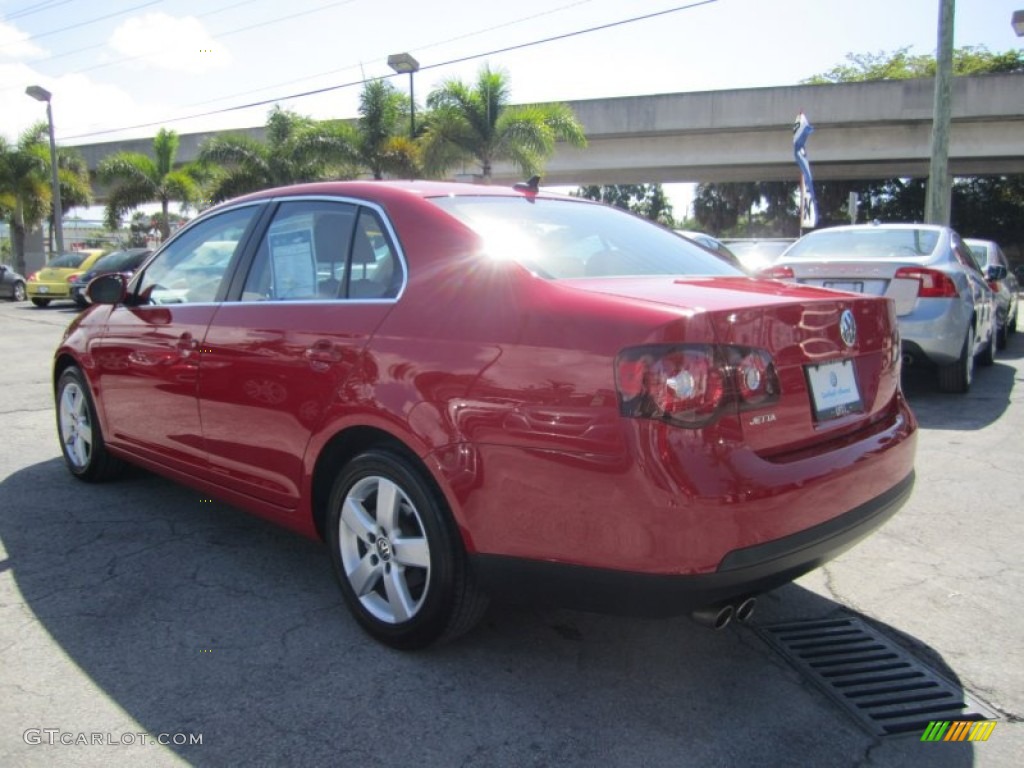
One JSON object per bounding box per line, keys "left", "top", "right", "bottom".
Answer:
{"left": 839, "top": 309, "right": 857, "bottom": 347}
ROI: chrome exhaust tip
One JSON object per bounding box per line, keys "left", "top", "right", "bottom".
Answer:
{"left": 735, "top": 597, "right": 757, "bottom": 623}
{"left": 691, "top": 603, "right": 734, "bottom": 630}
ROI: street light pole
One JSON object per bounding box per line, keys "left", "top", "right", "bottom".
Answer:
{"left": 924, "top": 0, "right": 955, "bottom": 226}
{"left": 387, "top": 52, "right": 420, "bottom": 139}
{"left": 25, "top": 85, "right": 65, "bottom": 257}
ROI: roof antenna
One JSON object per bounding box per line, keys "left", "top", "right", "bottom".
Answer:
{"left": 514, "top": 175, "right": 541, "bottom": 193}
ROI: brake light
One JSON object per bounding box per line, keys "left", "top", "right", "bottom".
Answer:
{"left": 758, "top": 265, "right": 794, "bottom": 280}
{"left": 615, "top": 345, "right": 780, "bottom": 428}
{"left": 68, "top": 274, "right": 80, "bottom": 283}
{"left": 894, "top": 267, "right": 959, "bottom": 298}
{"left": 987, "top": 280, "right": 999, "bottom": 292}
{"left": 28, "top": 272, "right": 38, "bottom": 282}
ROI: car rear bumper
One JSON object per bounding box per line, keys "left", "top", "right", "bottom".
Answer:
{"left": 472, "top": 470, "right": 914, "bottom": 616}
{"left": 897, "top": 297, "right": 969, "bottom": 365}
{"left": 27, "top": 281, "right": 71, "bottom": 299}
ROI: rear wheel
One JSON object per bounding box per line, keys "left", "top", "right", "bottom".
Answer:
{"left": 56, "top": 367, "right": 124, "bottom": 481}
{"left": 937, "top": 324, "right": 974, "bottom": 394}
{"left": 326, "top": 449, "right": 488, "bottom": 649}
{"left": 31, "top": 297, "right": 50, "bottom": 307}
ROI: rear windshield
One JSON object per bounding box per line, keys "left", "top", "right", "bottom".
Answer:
{"left": 47, "top": 252, "right": 85, "bottom": 268}
{"left": 93, "top": 250, "right": 149, "bottom": 272}
{"left": 966, "top": 242, "right": 990, "bottom": 264}
{"left": 785, "top": 228, "right": 941, "bottom": 259}
{"left": 428, "top": 196, "right": 740, "bottom": 279}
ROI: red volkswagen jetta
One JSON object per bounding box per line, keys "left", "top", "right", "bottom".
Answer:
{"left": 54, "top": 181, "right": 916, "bottom": 649}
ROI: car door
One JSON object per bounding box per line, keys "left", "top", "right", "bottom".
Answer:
{"left": 951, "top": 234, "right": 994, "bottom": 349}
{"left": 198, "top": 198, "right": 405, "bottom": 510}
{"left": 91, "top": 204, "right": 262, "bottom": 474}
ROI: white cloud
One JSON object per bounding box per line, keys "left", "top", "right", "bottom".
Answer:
{"left": 0, "top": 21, "right": 47, "bottom": 59}
{"left": 109, "top": 13, "right": 231, "bottom": 74}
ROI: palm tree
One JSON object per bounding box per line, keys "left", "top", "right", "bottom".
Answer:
{"left": 419, "top": 65, "right": 587, "bottom": 181}
{"left": 199, "top": 106, "right": 360, "bottom": 202}
{"left": 0, "top": 123, "right": 54, "bottom": 274}
{"left": 98, "top": 128, "right": 200, "bottom": 240}
{"left": 355, "top": 79, "right": 418, "bottom": 179}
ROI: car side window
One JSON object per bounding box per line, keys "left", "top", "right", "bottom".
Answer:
{"left": 242, "top": 201, "right": 403, "bottom": 301}
{"left": 243, "top": 201, "right": 357, "bottom": 301}
{"left": 136, "top": 206, "right": 257, "bottom": 305}
{"left": 348, "top": 209, "right": 403, "bottom": 299}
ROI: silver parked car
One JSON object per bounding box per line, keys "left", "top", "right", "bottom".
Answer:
{"left": 762, "top": 223, "right": 996, "bottom": 393}
{"left": 964, "top": 238, "right": 1019, "bottom": 350}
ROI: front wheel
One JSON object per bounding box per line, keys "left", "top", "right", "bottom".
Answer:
{"left": 31, "top": 297, "right": 50, "bottom": 307}
{"left": 326, "top": 449, "right": 487, "bottom": 649}
{"left": 13, "top": 281, "right": 26, "bottom": 302}
{"left": 937, "top": 324, "right": 974, "bottom": 394}
{"left": 56, "top": 367, "right": 124, "bottom": 481}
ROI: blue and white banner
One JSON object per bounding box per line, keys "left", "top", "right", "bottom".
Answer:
{"left": 793, "top": 112, "right": 818, "bottom": 228}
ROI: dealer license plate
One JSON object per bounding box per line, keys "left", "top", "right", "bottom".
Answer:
{"left": 806, "top": 359, "right": 863, "bottom": 421}
{"left": 823, "top": 281, "right": 864, "bottom": 293}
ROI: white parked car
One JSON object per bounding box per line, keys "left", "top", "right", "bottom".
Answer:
{"left": 761, "top": 223, "right": 996, "bottom": 393}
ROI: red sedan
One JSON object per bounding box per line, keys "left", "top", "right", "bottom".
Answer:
{"left": 54, "top": 181, "right": 917, "bottom": 649}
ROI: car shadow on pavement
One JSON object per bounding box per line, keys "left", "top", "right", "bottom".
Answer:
{"left": 902, "top": 353, "right": 1017, "bottom": 431}
{"left": 0, "top": 459, "right": 977, "bottom": 767}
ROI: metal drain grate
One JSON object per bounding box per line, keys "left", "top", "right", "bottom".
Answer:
{"left": 756, "top": 616, "right": 1000, "bottom": 737}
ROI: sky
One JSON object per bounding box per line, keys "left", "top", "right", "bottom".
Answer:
{"left": 1, "top": 0, "right": 1022, "bottom": 217}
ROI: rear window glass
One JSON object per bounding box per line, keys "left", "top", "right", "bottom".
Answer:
{"left": 785, "top": 228, "right": 940, "bottom": 259}
{"left": 48, "top": 253, "right": 84, "bottom": 268}
{"left": 428, "top": 196, "right": 740, "bottom": 279}
{"left": 93, "top": 250, "right": 149, "bottom": 272}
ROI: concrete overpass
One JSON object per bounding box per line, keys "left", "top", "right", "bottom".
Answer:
{"left": 70, "top": 73, "right": 1024, "bottom": 191}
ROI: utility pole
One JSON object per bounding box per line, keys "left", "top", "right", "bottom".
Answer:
{"left": 924, "top": 0, "right": 955, "bottom": 225}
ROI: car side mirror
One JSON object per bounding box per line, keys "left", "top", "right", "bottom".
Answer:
{"left": 88, "top": 273, "right": 128, "bottom": 305}
{"left": 985, "top": 264, "right": 1007, "bottom": 281}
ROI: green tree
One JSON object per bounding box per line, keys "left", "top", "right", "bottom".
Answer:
{"left": 420, "top": 65, "right": 587, "bottom": 180}
{"left": 0, "top": 123, "right": 57, "bottom": 273}
{"left": 574, "top": 184, "right": 674, "bottom": 226}
{"left": 98, "top": 128, "right": 201, "bottom": 240}
{"left": 803, "top": 45, "right": 1024, "bottom": 84}
{"left": 354, "top": 79, "right": 419, "bottom": 179}
{"left": 199, "top": 106, "right": 359, "bottom": 203}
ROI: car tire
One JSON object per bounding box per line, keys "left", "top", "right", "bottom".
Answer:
{"left": 73, "top": 293, "right": 89, "bottom": 308}
{"left": 326, "top": 449, "right": 488, "bottom": 650}
{"left": 937, "top": 324, "right": 974, "bottom": 394}
{"left": 978, "top": 325, "right": 996, "bottom": 366}
{"left": 13, "top": 281, "right": 26, "bottom": 302}
{"left": 31, "top": 297, "right": 50, "bottom": 307}
{"left": 56, "top": 367, "right": 125, "bottom": 482}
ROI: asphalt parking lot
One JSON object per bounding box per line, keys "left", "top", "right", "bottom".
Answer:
{"left": 1, "top": 298, "right": 1021, "bottom": 767}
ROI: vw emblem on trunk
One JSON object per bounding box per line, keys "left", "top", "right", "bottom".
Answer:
{"left": 839, "top": 309, "right": 857, "bottom": 347}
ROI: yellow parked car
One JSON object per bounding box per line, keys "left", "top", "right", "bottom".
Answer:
{"left": 27, "top": 250, "right": 105, "bottom": 307}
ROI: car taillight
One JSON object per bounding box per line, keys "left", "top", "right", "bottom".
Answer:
{"left": 987, "top": 280, "right": 999, "bottom": 292}
{"left": 615, "top": 345, "right": 780, "bottom": 428}
{"left": 893, "top": 267, "right": 959, "bottom": 298}
{"left": 28, "top": 272, "right": 38, "bottom": 281}
{"left": 758, "top": 265, "right": 794, "bottom": 280}
{"left": 68, "top": 274, "right": 79, "bottom": 283}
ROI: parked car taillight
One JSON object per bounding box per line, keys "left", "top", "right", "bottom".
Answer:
{"left": 615, "top": 345, "right": 779, "bottom": 428}
{"left": 28, "top": 272, "right": 38, "bottom": 282}
{"left": 758, "top": 265, "right": 794, "bottom": 280}
{"left": 893, "top": 267, "right": 959, "bottom": 298}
